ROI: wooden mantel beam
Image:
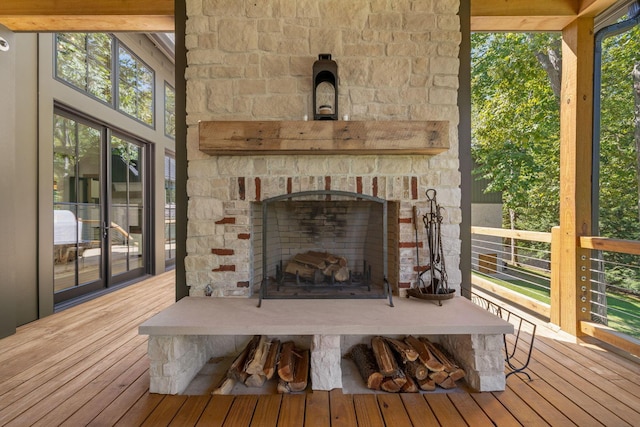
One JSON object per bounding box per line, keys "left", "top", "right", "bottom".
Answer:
{"left": 0, "top": 0, "right": 174, "bottom": 32}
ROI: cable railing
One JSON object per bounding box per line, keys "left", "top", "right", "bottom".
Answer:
{"left": 580, "top": 236, "right": 640, "bottom": 342}
{"left": 472, "top": 227, "right": 640, "bottom": 355}
{"left": 471, "top": 227, "right": 552, "bottom": 318}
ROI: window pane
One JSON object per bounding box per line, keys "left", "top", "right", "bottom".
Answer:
{"left": 165, "top": 84, "right": 176, "bottom": 138}
{"left": 77, "top": 124, "right": 102, "bottom": 204}
{"left": 55, "top": 33, "right": 112, "bottom": 103}
{"left": 111, "top": 136, "right": 145, "bottom": 275}
{"left": 165, "top": 153, "right": 176, "bottom": 261}
{"left": 54, "top": 114, "right": 103, "bottom": 291}
{"left": 54, "top": 115, "right": 78, "bottom": 203}
{"left": 118, "top": 45, "right": 154, "bottom": 125}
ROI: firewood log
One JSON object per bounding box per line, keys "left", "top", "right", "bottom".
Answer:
{"left": 228, "top": 335, "right": 260, "bottom": 382}
{"left": 429, "top": 370, "right": 449, "bottom": 385}
{"left": 448, "top": 367, "right": 466, "bottom": 382}
{"left": 263, "top": 339, "right": 281, "bottom": 380}
{"left": 438, "top": 376, "right": 457, "bottom": 389}
{"left": 293, "top": 251, "right": 329, "bottom": 269}
{"left": 418, "top": 377, "right": 436, "bottom": 391}
{"left": 405, "top": 360, "right": 428, "bottom": 381}
{"left": 322, "top": 264, "right": 349, "bottom": 282}
{"left": 404, "top": 335, "right": 444, "bottom": 372}
{"left": 245, "top": 335, "right": 269, "bottom": 375}
{"left": 284, "top": 262, "right": 324, "bottom": 282}
{"left": 401, "top": 374, "right": 419, "bottom": 393}
{"left": 384, "top": 337, "right": 419, "bottom": 363}
{"left": 277, "top": 341, "right": 297, "bottom": 382}
{"left": 391, "top": 368, "right": 407, "bottom": 388}
{"left": 371, "top": 336, "right": 401, "bottom": 377}
{"left": 347, "top": 344, "right": 383, "bottom": 390}
{"left": 244, "top": 373, "right": 266, "bottom": 388}
{"left": 212, "top": 377, "right": 236, "bottom": 395}
{"left": 277, "top": 379, "right": 291, "bottom": 394}
{"left": 380, "top": 377, "right": 402, "bottom": 393}
{"left": 289, "top": 349, "right": 309, "bottom": 392}
{"left": 420, "top": 338, "right": 466, "bottom": 382}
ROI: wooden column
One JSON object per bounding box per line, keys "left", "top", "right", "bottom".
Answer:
{"left": 558, "top": 17, "right": 594, "bottom": 336}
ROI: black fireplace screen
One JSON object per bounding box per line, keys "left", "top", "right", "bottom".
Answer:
{"left": 256, "top": 190, "right": 393, "bottom": 306}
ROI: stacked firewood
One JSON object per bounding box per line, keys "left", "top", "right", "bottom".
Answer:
{"left": 285, "top": 251, "right": 349, "bottom": 283}
{"left": 346, "top": 335, "right": 465, "bottom": 392}
{"left": 212, "top": 335, "right": 309, "bottom": 395}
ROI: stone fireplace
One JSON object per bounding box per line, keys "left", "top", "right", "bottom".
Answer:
{"left": 140, "top": 0, "right": 515, "bottom": 396}
{"left": 184, "top": 3, "right": 462, "bottom": 301}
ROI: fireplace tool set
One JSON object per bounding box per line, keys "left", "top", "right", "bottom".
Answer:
{"left": 407, "top": 189, "right": 455, "bottom": 305}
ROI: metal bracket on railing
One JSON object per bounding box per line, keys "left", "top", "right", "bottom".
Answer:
{"left": 471, "top": 292, "right": 536, "bottom": 381}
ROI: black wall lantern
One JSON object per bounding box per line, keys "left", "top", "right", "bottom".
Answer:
{"left": 312, "top": 53, "right": 338, "bottom": 120}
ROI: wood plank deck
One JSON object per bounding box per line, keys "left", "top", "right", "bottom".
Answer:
{"left": 1, "top": 271, "right": 639, "bottom": 426}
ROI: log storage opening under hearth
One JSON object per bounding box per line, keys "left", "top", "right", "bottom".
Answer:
{"left": 213, "top": 335, "right": 310, "bottom": 395}
{"left": 346, "top": 335, "right": 466, "bottom": 393}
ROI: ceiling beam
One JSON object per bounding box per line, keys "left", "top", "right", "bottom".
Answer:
{"left": 579, "top": 0, "right": 624, "bottom": 16}
{"left": 471, "top": 0, "right": 577, "bottom": 31}
{"left": 0, "top": 0, "right": 623, "bottom": 33}
{"left": 471, "top": 0, "right": 619, "bottom": 31}
{"left": 0, "top": 0, "right": 173, "bottom": 32}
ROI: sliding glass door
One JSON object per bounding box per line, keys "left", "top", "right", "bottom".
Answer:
{"left": 53, "top": 110, "right": 149, "bottom": 303}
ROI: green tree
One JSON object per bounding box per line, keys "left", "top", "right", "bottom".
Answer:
{"left": 471, "top": 33, "right": 561, "bottom": 233}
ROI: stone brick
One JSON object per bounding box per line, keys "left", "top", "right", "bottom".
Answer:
{"left": 185, "top": 254, "right": 216, "bottom": 272}
{"left": 435, "top": 0, "right": 460, "bottom": 14}
{"left": 187, "top": 220, "right": 220, "bottom": 238}
{"left": 189, "top": 197, "right": 224, "bottom": 220}
{"left": 430, "top": 56, "right": 460, "bottom": 75}
{"left": 205, "top": 80, "right": 234, "bottom": 113}
{"left": 403, "top": 13, "right": 437, "bottom": 31}
{"left": 186, "top": 0, "right": 203, "bottom": 16}
{"left": 368, "top": 13, "right": 403, "bottom": 30}
{"left": 218, "top": 19, "right": 258, "bottom": 52}
{"left": 203, "top": 0, "right": 243, "bottom": 16}
{"left": 318, "top": 1, "right": 370, "bottom": 29}
{"left": 309, "top": 28, "right": 342, "bottom": 57}
{"left": 186, "top": 16, "right": 210, "bottom": 34}
{"left": 438, "top": 14, "right": 460, "bottom": 31}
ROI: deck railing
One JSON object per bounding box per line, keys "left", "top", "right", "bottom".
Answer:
{"left": 471, "top": 226, "right": 640, "bottom": 357}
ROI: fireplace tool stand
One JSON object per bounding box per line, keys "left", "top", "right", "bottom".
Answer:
{"left": 407, "top": 188, "right": 455, "bottom": 305}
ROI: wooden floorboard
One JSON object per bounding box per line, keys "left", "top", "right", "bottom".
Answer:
{"left": 1, "top": 271, "right": 639, "bottom": 427}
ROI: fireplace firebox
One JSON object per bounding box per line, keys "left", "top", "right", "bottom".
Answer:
{"left": 254, "top": 190, "right": 394, "bottom": 307}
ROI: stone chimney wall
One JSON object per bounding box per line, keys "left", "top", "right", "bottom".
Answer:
{"left": 184, "top": 0, "right": 462, "bottom": 297}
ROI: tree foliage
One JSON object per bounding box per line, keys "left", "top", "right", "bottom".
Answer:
{"left": 471, "top": 27, "right": 640, "bottom": 295}
{"left": 471, "top": 33, "right": 561, "bottom": 232}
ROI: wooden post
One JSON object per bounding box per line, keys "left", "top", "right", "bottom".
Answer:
{"left": 559, "top": 17, "right": 594, "bottom": 336}
{"left": 550, "top": 226, "right": 562, "bottom": 327}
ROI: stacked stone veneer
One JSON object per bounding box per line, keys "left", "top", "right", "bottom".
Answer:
{"left": 185, "top": 0, "right": 462, "bottom": 297}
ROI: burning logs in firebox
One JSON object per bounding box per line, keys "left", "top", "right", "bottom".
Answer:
{"left": 346, "top": 336, "right": 466, "bottom": 392}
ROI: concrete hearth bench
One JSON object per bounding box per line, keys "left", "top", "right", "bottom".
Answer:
{"left": 139, "top": 296, "right": 513, "bottom": 394}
